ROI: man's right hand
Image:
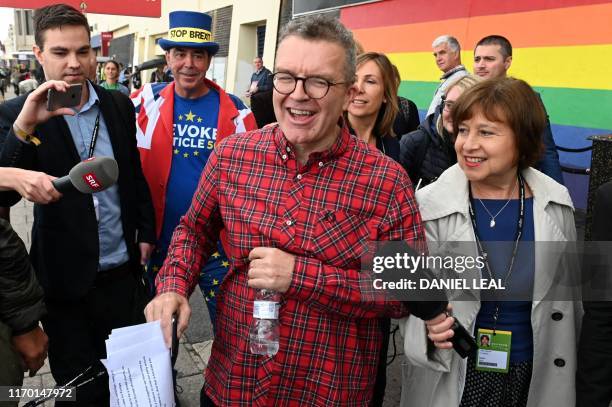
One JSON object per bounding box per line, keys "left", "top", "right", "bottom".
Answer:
{"left": 12, "top": 326, "right": 48, "bottom": 377}
{"left": 144, "top": 292, "right": 191, "bottom": 348}
{"left": 13, "top": 80, "right": 76, "bottom": 134}
{"left": 0, "top": 168, "right": 61, "bottom": 204}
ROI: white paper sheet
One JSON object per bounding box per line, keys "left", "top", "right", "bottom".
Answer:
{"left": 103, "top": 321, "right": 175, "bottom": 407}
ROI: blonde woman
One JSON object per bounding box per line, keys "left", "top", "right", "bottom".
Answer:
{"left": 400, "top": 74, "right": 480, "bottom": 188}
{"left": 346, "top": 51, "right": 404, "bottom": 406}
{"left": 347, "top": 52, "right": 400, "bottom": 162}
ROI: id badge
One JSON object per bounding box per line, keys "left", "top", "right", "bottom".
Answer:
{"left": 93, "top": 195, "right": 100, "bottom": 222}
{"left": 475, "top": 328, "right": 511, "bottom": 373}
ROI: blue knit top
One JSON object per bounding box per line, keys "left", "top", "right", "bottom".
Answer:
{"left": 473, "top": 198, "right": 535, "bottom": 363}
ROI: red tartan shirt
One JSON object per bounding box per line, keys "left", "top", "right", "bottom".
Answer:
{"left": 157, "top": 124, "right": 425, "bottom": 406}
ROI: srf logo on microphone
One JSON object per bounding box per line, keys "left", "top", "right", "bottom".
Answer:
{"left": 83, "top": 173, "right": 102, "bottom": 190}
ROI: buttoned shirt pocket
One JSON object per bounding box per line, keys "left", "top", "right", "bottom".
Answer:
{"left": 303, "top": 208, "right": 374, "bottom": 269}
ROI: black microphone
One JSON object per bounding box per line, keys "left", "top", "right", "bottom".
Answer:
{"left": 376, "top": 241, "right": 477, "bottom": 358}
{"left": 52, "top": 156, "right": 119, "bottom": 194}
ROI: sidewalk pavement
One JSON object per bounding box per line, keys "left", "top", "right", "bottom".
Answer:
{"left": 11, "top": 200, "right": 211, "bottom": 407}
{"left": 10, "top": 200, "right": 403, "bottom": 406}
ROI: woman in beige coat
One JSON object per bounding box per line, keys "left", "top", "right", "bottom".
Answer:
{"left": 400, "top": 78, "right": 582, "bottom": 407}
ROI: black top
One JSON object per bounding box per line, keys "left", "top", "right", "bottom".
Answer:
{"left": 0, "top": 85, "right": 155, "bottom": 299}
{"left": 346, "top": 121, "right": 400, "bottom": 163}
{"left": 577, "top": 180, "right": 612, "bottom": 407}
{"left": 399, "top": 111, "right": 456, "bottom": 187}
{"left": 0, "top": 218, "right": 45, "bottom": 335}
{"left": 393, "top": 96, "right": 420, "bottom": 139}
{"left": 376, "top": 133, "right": 400, "bottom": 162}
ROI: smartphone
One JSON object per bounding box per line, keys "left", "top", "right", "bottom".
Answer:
{"left": 47, "top": 83, "right": 83, "bottom": 111}
{"left": 171, "top": 314, "right": 179, "bottom": 366}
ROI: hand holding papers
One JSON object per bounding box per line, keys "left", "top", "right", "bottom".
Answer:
{"left": 102, "top": 321, "right": 175, "bottom": 407}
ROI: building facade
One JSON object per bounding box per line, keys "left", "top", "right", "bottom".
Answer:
{"left": 88, "top": 0, "right": 281, "bottom": 95}
{"left": 339, "top": 0, "right": 612, "bottom": 209}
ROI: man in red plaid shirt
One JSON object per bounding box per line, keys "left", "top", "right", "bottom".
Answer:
{"left": 145, "top": 15, "right": 424, "bottom": 406}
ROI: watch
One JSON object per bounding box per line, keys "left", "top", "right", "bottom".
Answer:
{"left": 13, "top": 123, "right": 41, "bottom": 146}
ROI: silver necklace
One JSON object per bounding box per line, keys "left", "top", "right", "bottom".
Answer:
{"left": 477, "top": 181, "right": 518, "bottom": 228}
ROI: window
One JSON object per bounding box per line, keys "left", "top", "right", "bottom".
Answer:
{"left": 257, "top": 25, "right": 266, "bottom": 58}
{"left": 15, "top": 10, "right": 23, "bottom": 36}
{"left": 25, "top": 10, "right": 33, "bottom": 36}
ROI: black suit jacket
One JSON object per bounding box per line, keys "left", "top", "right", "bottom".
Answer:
{"left": 577, "top": 180, "right": 612, "bottom": 407}
{"left": 0, "top": 84, "right": 155, "bottom": 300}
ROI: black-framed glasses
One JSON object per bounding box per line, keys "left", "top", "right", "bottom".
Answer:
{"left": 271, "top": 72, "right": 347, "bottom": 99}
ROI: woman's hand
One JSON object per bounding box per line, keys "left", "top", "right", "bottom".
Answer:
{"left": 0, "top": 168, "right": 61, "bottom": 204}
{"left": 425, "top": 304, "right": 455, "bottom": 350}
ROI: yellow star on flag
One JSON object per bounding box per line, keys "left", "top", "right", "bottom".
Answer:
{"left": 209, "top": 290, "right": 215, "bottom": 297}
{"left": 183, "top": 152, "right": 189, "bottom": 158}
{"left": 185, "top": 110, "right": 196, "bottom": 122}
{"left": 197, "top": 117, "right": 203, "bottom": 123}
{"left": 193, "top": 151, "right": 200, "bottom": 156}
{"left": 153, "top": 266, "right": 159, "bottom": 272}
{"left": 211, "top": 252, "right": 220, "bottom": 258}
{"left": 178, "top": 114, "right": 183, "bottom": 121}
{"left": 174, "top": 149, "right": 179, "bottom": 154}
{"left": 221, "top": 260, "right": 229, "bottom": 268}
{"left": 212, "top": 279, "right": 219, "bottom": 285}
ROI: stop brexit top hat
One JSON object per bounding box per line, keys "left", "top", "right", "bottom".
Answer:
{"left": 158, "top": 11, "right": 219, "bottom": 55}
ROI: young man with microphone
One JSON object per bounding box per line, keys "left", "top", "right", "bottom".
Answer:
{"left": 0, "top": 4, "right": 155, "bottom": 406}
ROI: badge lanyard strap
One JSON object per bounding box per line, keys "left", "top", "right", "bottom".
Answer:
{"left": 87, "top": 111, "right": 101, "bottom": 159}
{"left": 87, "top": 111, "right": 101, "bottom": 222}
{"left": 468, "top": 172, "right": 525, "bottom": 334}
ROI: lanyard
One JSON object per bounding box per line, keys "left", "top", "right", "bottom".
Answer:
{"left": 87, "top": 111, "right": 101, "bottom": 159}
{"left": 468, "top": 172, "right": 525, "bottom": 333}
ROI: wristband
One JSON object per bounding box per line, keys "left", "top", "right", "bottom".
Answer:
{"left": 13, "top": 123, "right": 41, "bottom": 146}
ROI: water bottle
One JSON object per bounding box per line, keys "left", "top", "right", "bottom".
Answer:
{"left": 249, "top": 288, "right": 280, "bottom": 356}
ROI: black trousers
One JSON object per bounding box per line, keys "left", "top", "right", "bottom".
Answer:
{"left": 370, "top": 317, "right": 391, "bottom": 407}
{"left": 201, "top": 387, "right": 217, "bottom": 407}
{"left": 42, "top": 263, "right": 147, "bottom": 406}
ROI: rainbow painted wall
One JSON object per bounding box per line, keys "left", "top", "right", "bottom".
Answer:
{"left": 340, "top": 0, "right": 612, "bottom": 209}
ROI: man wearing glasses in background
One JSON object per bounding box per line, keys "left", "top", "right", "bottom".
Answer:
{"left": 145, "top": 15, "right": 424, "bottom": 406}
